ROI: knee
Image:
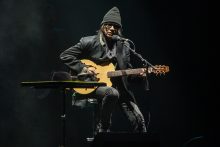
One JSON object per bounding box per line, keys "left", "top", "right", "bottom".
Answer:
{"left": 104, "top": 87, "right": 119, "bottom": 102}
{"left": 106, "top": 88, "right": 119, "bottom": 98}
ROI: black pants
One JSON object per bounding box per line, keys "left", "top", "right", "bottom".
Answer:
{"left": 94, "top": 86, "right": 147, "bottom": 133}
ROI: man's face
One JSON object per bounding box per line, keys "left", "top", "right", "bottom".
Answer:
{"left": 102, "top": 23, "right": 120, "bottom": 39}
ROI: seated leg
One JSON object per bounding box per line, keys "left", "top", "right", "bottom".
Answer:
{"left": 95, "top": 86, "right": 119, "bottom": 133}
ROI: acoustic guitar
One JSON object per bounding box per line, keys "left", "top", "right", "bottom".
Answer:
{"left": 74, "top": 59, "right": 169, "bottom": 94}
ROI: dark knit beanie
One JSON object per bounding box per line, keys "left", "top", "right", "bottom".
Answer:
{"left": 101, "top": 7, "right": 122, "bottom": 28}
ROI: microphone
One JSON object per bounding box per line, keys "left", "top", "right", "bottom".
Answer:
{"left": 112, "top": 35, "right": 129, "bottom": 42}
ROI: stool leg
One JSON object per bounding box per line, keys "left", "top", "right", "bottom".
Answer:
{"left": 93, "top": 100, "right": 101, "bottom": 136}
{"left": 86, "top": 100, "right": 100, "bottom": 142}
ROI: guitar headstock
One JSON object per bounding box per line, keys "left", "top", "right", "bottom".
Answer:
{"left": 148, "top": 65, "right": 170, "bottom": 75}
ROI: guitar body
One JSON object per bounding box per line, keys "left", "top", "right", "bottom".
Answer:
{"left": 73, "top": 59, "right": 115, "bottom": 94}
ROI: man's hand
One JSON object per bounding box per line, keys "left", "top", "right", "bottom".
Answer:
{"left": 139, "top": 68, "right": 147, "bottom": 77}
{"left": 81, "top": 66, "right": 96, "bottom": 75}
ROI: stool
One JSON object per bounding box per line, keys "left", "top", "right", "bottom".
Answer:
{"left": 72, "top": 92, "right": 100, "bottom": 141}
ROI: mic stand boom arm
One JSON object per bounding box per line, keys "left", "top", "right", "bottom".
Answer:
{"left": 123, "top": 40, "right": 155, "bottom": 68}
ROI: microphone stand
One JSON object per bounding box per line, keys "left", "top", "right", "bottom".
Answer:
{"left": 123, "top": 39, "right": 154, "bottom": 90}
{"left": 122, "top": 39, "right": 152, "bottom": 130}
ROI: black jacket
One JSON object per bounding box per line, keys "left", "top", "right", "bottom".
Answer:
{"left": 60, "top": 33, "right": 137, "bottom": 102}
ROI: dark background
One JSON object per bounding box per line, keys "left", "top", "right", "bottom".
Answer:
{"left": 0, "top": 0, "right": 215, "bottom": 147}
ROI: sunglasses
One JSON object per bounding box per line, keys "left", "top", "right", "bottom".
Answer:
{"left": 104, "top": 23, "right": 121, "bottom": 30}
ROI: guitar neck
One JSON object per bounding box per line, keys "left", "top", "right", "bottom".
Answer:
{"left": 107, "top": 68, "right": 145, "bottom": 78}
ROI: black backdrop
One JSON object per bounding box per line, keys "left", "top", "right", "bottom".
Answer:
{"left": 0, "top": 0, "right": 215, "bottom": 147}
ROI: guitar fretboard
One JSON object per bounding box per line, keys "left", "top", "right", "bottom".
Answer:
{"left": 107, "top": 68, "right": 145, "bottom": 78}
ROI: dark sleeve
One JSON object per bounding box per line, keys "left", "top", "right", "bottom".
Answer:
{"left": 59, "top": 37, "right": 88, "bottom": 74}
{"left": 124, "top": 41, "right": 133, "bottom": 68}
